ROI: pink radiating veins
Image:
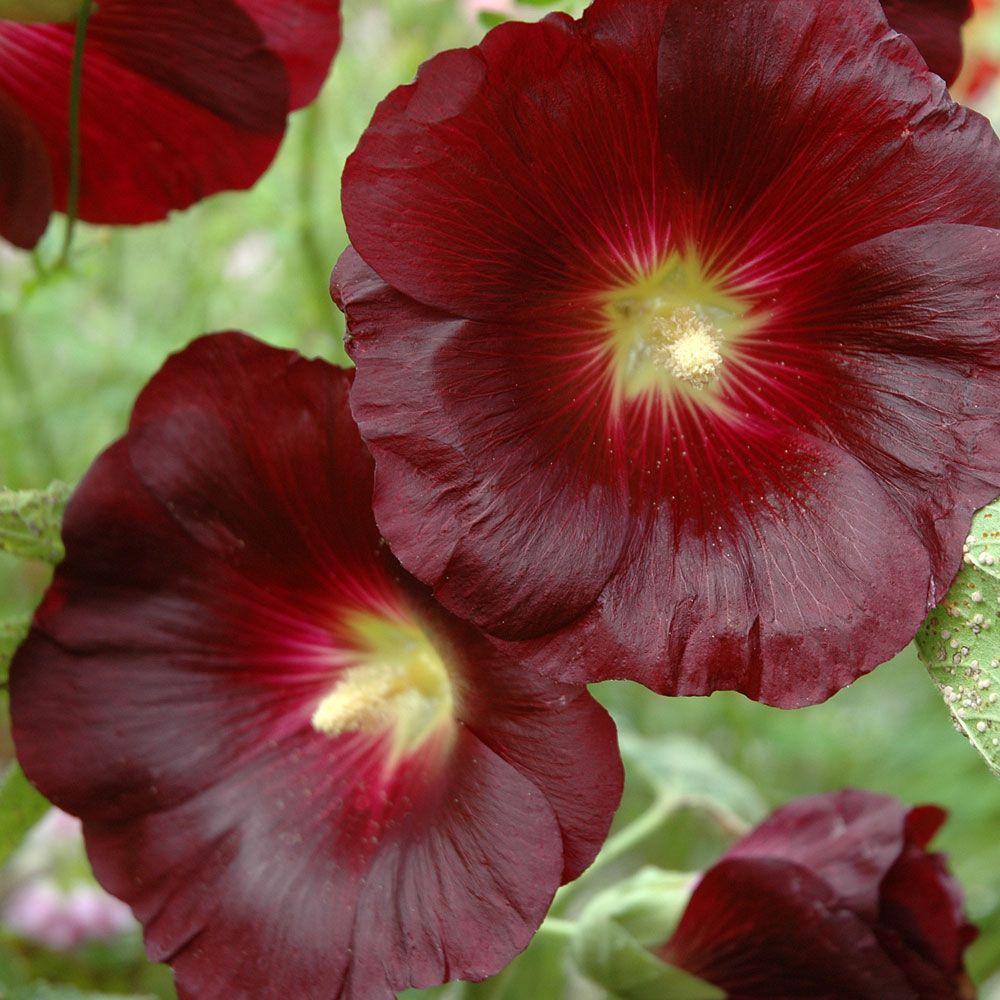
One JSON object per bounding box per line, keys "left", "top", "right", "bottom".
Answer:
{"left": 661, "top": 790, "right": 977, "bottom": 999}
{"left": 9, "top": 333, "right": 622, "bottom": 1000}
{"left": 336, "top": 0, "right": 1000, "bottom": 707}
{"left": 0, "top": 0, "right": 341, "bottom": 248}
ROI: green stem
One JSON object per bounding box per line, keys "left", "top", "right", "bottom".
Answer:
{"left": 551, "top": 794, "right": 677, "bottom": 914}
{"left": 535, "top": 916, "right": 577, "bottom": 941}
{"left": 56, "top": 0, "right": 94, "bottom": 270}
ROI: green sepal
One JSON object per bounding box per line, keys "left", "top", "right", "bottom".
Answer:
{"left": 0, "top": 764, "right": 50, "bottom": 869}
{"left": 0, "top": 482, "right": 70, "bottom": 564}
{"left": 916, "top": 499, "right": 1000, "bottom": 779}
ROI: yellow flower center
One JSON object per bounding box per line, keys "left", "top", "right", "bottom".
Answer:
{"left": 602, "top": 253, "right": 752, "bottom": 404}
{"left": 312, "top": 612, "right": 454, "bottom": 760}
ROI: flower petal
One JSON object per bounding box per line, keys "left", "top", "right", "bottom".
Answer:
{"left": 0, "top": 87, "right": 51, "bottom": 248}
{"left": 334, "top": 249, "right": 632, "bottom": 638}
{"left": 662, "top": 858, "right": 916, "bottom": 998}
{"left": 722, "top": 791, "right": 910, "bottom": 919}
{"left": 342, "top": 7, "right": 667, "bottom": 321}
{"left": 881, "top": 0, "right": 972, "bottom": 83}
{"left": 84, "top": 726, "right": 563, "bottom": 999}
{"left": 11, "top": 332, "right": 622, "bottom": 998}
{"left": 235, "top": 0, "right": 342, "bottom": 108}
{"left": 655, "top": 0, "right": 1000, "bottom": 289}
{"left": 877, "top": 807, "right": 977, "bottom": 989}
{"left": 0, "top": 0, "right": 289, "bottom": 225}
{"left": 508, "top": 431, "right": 932, "bottom": 706}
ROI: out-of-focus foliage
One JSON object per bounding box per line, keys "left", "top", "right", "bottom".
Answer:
{"left": 3, "top": 0, "right": 1000, "bottom": 997}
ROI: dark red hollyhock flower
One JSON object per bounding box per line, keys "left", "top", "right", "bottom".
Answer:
{"left": 0, "top": 0, "right": 341, "bottom": 249}
{"left": 881, "top": 0, "right": 972, "bottom": 84}
{"left": 335, "top": 0, "right": 1000, "bottom": 707}
{"left": 9, "top": 333, "right": 622, "bottom": 999}
{"left": 661, "top": 790, "right": 977, "bottom": 999}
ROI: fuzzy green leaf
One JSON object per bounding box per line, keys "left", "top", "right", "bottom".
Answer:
{"left": 916, "top": 499, "right": 1000, "bottom": 779}
{"left": 0, "top": 482, "right": 70, "bottom": 564}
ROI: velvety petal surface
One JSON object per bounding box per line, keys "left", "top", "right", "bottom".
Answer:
{"left": 334, "top": 248, "right": 632, "bottom": 639}
{"left": 0, "top": 0, "right": 339, "bottom": 231}
{"left": 881, "top": 0, "right": 972, "bottom": 82}
{"left": 235, "top": 0, "right": 341, "bottom": 108}
{"left": 338, "top": 0, "right": 1000, "bottom": 706}
{"left": 10, "top": 333, "right": 622, "bottom": 999}
{"left": 0, "top": 0, "right": 286, "bottom": 224}
{"left": 661, "top": 791, "right": 975, "bottom": 999}
{"left": 0, "top": 86, "right": 51, "bottom": 247}
{"left": 662, "top": 858, "right": 917, "bottom": 999}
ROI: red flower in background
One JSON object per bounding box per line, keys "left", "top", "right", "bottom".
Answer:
{"left": 0, "top": 0, "right": 341, "bottom": 249}
{"left": 662, "top": 791, "right": 977, "bottom": 999}
{"left": 882, "top": 0, "right": 972, "bottom": 83}
{"left": 9, "top": 334, "right": 623, "bottom": 999}
{"left": 335, "top": 0, "right": 1000, "bottom": 707}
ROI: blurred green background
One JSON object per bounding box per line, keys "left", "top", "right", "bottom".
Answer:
{"left": 3, "top": 0, "right": 1000, "bottom": 996}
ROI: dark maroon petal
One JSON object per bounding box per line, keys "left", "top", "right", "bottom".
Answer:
{"left": 235, "top": 0, "right": 342, "bottom": 108}
{"left": 342, "top": 6, "right": 667, "bottom": 321}
{"left": 11, "top": 333, "right": 621, "bottom": 998}
{"left": 0, "top": 0, "right": 288, "bottom": 225}
{"left": 759, "top": 224, "right": 1000, "bottom": 599}
{"left": 878, "top": 807, "right": 977, "bottom": 987}
{"left": 722, "top": 791, "right": 911, "bottom": 919}
{"left": 0, "top": 87, "right": 51, "bottom": 248}
{"left": 655, "top": 0, "right": 1000, "bottom": 289}
{"left": 84, "top": 726, "right": 563, "bottom": 1000}
{"left": 661, "top": 858, "right": 915, "bottom": 999}
{"left": 335, "top": 249, "right": 632, "bottom": 639}
{"left": 508, "top": 432, "right": 932, "bottom": 706}
{"left": 660, "top": 792, "right": 976, "bottom": 998}
{"left": 881, "top": 0, "right": 972, "bottom": 83}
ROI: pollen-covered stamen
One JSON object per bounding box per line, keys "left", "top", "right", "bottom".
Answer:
{"left": 602, "top": 254, "right": 749, "bottom": 403}
{"left": 312, "top": 616, "right": 455, "bottom": 757}
{"left": 650, "top": 307, "right": 724, "bottom": 389}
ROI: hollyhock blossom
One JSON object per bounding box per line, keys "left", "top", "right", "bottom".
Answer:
{"left": 881, "top": 0, "right": 972, "bottom": 83}
{"left": 661, "top": 790, "right": 977, "bottom": 999}
{"left": 8, "top": 333, "right": 623, "bottom": 999}
{"left": 335, "top": 0, "right": 1000, "bottom": 706}
{"left": 0, "top": 0, "right": 341, "bottom": 249}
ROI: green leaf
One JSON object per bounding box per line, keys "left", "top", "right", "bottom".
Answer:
{"left": 0, "top": 618, "right": 30, "bottom": 684}
{"left": 477, "top": 11, "right": 508, "bottom": 27}
{"left": 0, "top": 985, "right": 155, "bottom": 1000}
{"left": 570, "top": 870, "right": 725, "bottom": 1000}
{"left": 0, "top": 482, "right": 70, "bottom": 564}
{"left": 917, "top": 499, "right": 1000, "bottom": 779}
{"left": 0, "top": 764, "right": 50, "bottom": 869}
{"left": 618, "top": 733, "right": 766, "bottom": 827}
